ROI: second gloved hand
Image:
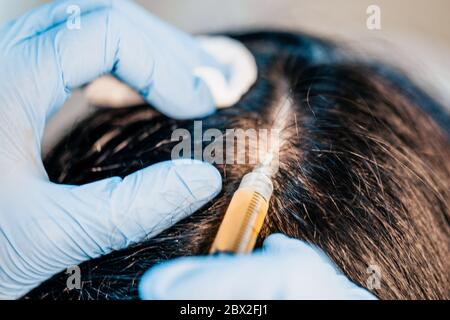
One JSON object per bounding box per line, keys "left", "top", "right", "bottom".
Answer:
{"left": 139, "top": 234, "right": 377, "bottom": 300}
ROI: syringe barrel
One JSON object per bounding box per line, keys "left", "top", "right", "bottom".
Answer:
{"left": 209, "top": 171, "right": 273, "bottom": 254}
{"left": 239, "top": 171, "right": 273, "bottom": 201}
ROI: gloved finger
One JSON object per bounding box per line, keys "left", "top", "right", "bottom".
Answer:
{"left": 21, "top": 3, "right": 217, "bottom": 122}
{"left": 63, "top": 159, "right": 222, "bottom": 258}
{"left": 84, "top": 35, "right": 257, "bottom": 109}
{"left": 262, "top": 233, "right": 341, "bottom": 270}
{"left": 139, "top": 236, "right": 378, "bottom": 300}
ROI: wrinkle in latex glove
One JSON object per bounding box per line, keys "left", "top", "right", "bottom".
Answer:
{"left": 139, "top": 234, "right": 378, "bottom": 300}
{"left": 0, "top": 0, "right": 224, "bottom": 299}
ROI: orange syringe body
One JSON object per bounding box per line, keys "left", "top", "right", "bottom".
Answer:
{"left": 209, "top": 169, "right": 273, "bottom": 254}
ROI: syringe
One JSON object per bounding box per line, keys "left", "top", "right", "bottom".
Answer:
{"left": 209, "top": 161, "right": 275, "bottom": 254}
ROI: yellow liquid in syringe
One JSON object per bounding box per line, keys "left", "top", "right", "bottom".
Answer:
{"left": 209, "top": 188, "right": 270, "bottom": 254}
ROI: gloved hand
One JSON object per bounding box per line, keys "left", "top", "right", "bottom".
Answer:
{"left": 139, "top": 234, "right": 378, "bottom": 300}
{"left": 0, "top": 0, "right": 226, "bottom": 299}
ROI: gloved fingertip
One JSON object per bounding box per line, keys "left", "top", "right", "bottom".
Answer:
{"left": 170, "top": 159, "right": 222, "bottom": 201}
{"left": 262, "top": 234, "right": 334, "bottom": 265}
{"left": 262, "top": 233, "right": 310, "bottom": 252}
{"left": 263, "top": 233, "right": 293, "bottom": 244}
{"left": 138, "top": 258, "right": 202, "bottom": 300}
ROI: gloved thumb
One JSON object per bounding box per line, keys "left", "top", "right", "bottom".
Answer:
{"left": 0, "top": 159, "right": 222, "bottom": 299}
{"left": 68, "top": 159, "right": 222, "bottom": 255}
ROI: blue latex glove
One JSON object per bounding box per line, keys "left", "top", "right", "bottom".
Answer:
{"left": 0, "top": 0, "right": 225, "bottom": 299}
{"left": 139, "top": 234, "right": 378, "bottom": 300}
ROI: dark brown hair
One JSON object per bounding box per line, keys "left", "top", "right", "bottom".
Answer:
{"left": 27, "top": 31, "right": 450, "bottom": 300}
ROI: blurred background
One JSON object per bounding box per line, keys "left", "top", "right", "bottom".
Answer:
{"left": 0, "top": 0, "right": 449, "bottom": 153}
